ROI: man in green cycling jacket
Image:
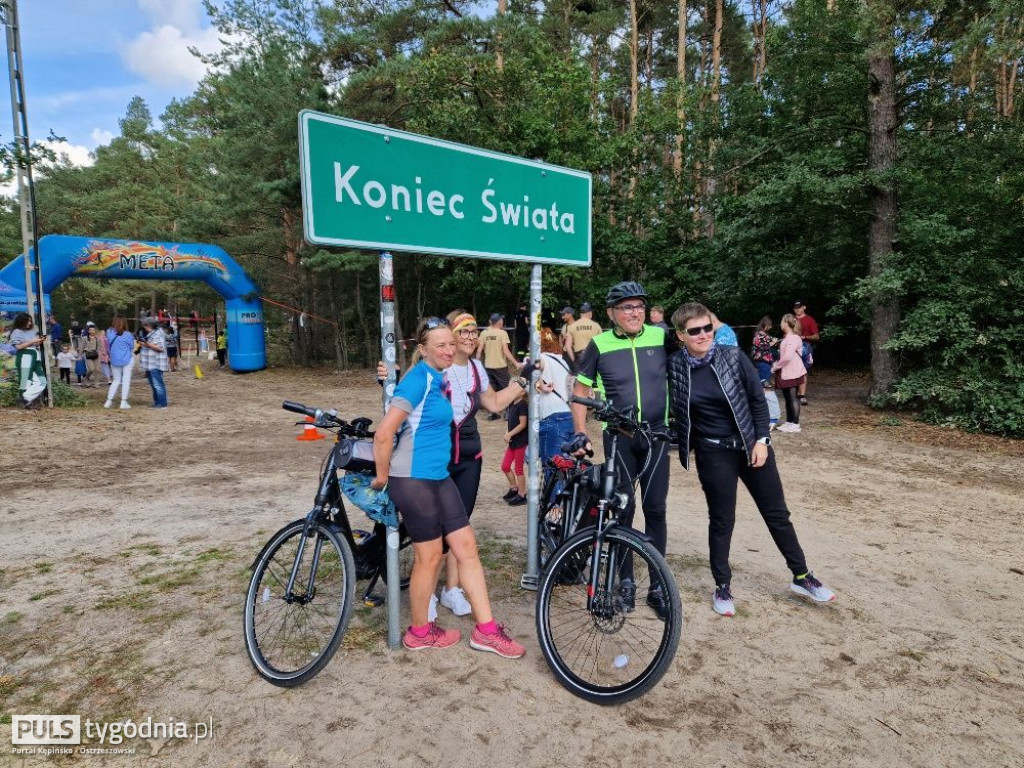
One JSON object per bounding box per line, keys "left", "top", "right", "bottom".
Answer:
{"left": 571, "top": 281, "right": 676, "bottom": 618}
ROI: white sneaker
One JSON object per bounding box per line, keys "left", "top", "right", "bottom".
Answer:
{"left": 427, "top": 594, "right": 438, "bottom": 623}
{"left": 120, "top": 401, "right": 131, "bottom": 410}
{"left": 788, "top": 423, "right": 802, "bottom": 433}
{"left": 440, "top": 586, "right": 473, "bottom": 616}
{"left": 790, "top": 573, "right": 836, "bottom": 602}
{"left": 103, "top": 400, "right": 112, "bottom": 409}
{"left": 713, "top": 585, "right": 735, "bottom": 617}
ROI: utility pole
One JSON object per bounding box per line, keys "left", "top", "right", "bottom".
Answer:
{"left": 2, "top": 0, "right": 52, "bottom": 405}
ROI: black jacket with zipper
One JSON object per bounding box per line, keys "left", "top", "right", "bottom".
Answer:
{"left": 666, "top": 344, "right": 770, "bottom": 469}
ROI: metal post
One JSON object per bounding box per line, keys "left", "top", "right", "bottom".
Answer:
{"left": 3, "top": 0, "right": 52, "bottom": 404}
{"left": 379, "top": 251, "right": 401, "bottom": 650}
{"left": 521, "top": 264, "right": 543, "bottom": 589}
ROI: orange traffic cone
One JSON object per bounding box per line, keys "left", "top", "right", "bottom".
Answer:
{"left": 296, "top": 415, "right": 325, "bottom": 441}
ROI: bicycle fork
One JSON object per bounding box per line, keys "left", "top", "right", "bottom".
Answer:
{"left": 285, "top": 514, "right": 325, "bottom": 604}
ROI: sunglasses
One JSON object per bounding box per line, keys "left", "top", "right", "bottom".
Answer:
{"left": 423, "top": 316, "right": 450, "bottom": 330}
{"left": 684, "top": 323, "right": 714, "bottom": 337}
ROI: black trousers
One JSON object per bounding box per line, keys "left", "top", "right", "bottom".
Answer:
{"left": 694, "top": 441, "right": 807, "bottom": 585}
{"left": 604, "top": 430, "right": 670, "bottom": 559}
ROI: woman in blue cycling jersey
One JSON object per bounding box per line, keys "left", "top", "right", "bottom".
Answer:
{"left": 372, "top": 318, "right": 525, "bottom": 658}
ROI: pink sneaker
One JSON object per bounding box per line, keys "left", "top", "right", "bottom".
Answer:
{"left": 403, "top": 623, "right": 461, "bottom": 651}
{"left": 470, "top": 624, "right": 525, "bottom": 659}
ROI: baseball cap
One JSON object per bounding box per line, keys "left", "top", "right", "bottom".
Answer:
{"left": 561, "top": 306, "right": 575, "bottom": 315}
{"left": 86, "top": 321, "right": 96, "bottom": 327}
{"left": 793, "top": 300, "right": 805, "bottom": 308}
{"left": 489, "top": 312, "right": 503, "bottom": 323}
{"left": 580, "top": 302, "right": 592, "bottom": 312}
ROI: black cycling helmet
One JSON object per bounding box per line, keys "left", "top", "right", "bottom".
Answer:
{"left": 605, "top": 281, "right": 648, "bottom": 307}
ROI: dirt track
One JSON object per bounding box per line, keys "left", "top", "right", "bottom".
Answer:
{"left": 1, "top": 365, "right": 1022, "bottom": 767}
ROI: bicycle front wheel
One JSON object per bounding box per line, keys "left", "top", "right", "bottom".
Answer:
{"left": 536, "top": 527, "right": 682, "bottom": 704}
{"left": 244, "top": 519, "right": 356, "bottom": 687}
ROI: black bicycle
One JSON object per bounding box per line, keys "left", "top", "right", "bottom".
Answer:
{"left": 537, "top": 449, "right": 597, "bottom": 570}
{"left": 535, "top": 396, "right": 682, "bottom": 704}
{"left": 243, "top": 401, "right": 413, "bottom": 687}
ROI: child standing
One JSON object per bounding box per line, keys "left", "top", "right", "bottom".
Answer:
{"left": 764, "top": 381, "right": 781, "bottom": 431}
{"left": 501, "top": 389, "right": 529, "bottom": 506}
{"left": 56, "top": 343, "right": 75, "bottom": 384}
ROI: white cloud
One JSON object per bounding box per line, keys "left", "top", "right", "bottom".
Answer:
{"left": 138, "top": 0, "right": 204, "bottom": 31}
{"left": 42, "top": 139, "right": 95, "bottom": 168}
{"left": 123, "top": 23, "right": 221, "bottom": 87}
{"left": 91, "top": 128, "right": 115, "bottom": 147}
{"left": 0, "top": 139, "right": 94, "bottom": 198}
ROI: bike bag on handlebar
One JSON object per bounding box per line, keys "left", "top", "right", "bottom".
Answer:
{"left": 333, "top": 438, "right": 376, "bottom": 474}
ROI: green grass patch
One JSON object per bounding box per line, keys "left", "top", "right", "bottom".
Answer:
{"left": 34, "top": 561, "right": 54, "bottom": 574}
{"left": 94, "top": 590, "right": 153, "bottom": 612}
{"left": 4, "top": 611, "right": 23, "bottom": 624}
{"left": 29, "top": 588, "right": 63, "bottom": 602}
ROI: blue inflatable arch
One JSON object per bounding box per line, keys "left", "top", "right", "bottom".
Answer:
{"left": 0, "top": 234, "right": 266, "bottom": 372}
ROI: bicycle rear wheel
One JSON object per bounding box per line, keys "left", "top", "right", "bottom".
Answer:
{"left": 536, "top": 526, "right": 682, "bottom": 704}
{"left": 244, "top": 519, "right": 356, "bottom": 687}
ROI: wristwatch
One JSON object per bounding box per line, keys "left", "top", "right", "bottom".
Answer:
{"left": 513, "top": 376, "right": 528, "bottom": 389}
{"left": 756, "top": 437, "right": 771, "bottom": 446}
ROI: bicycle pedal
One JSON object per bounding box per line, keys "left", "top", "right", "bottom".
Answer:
{"left": 363, "top": 594, "right": 385, "bottom": 607}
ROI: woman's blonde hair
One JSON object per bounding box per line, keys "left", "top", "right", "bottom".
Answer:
{"left": 409, "top": 317, "right": 451, "bottom": 366}
{"left": 780, "top": 313, "right": 798, "bottom": 333}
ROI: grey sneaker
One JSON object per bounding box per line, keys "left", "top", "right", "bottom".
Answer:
{"left": 617, "top": 578, "right": 636, "bottom": 612}
{"left": 713, "top": 584, "right": 735, "bottom": 616}
{"left": 790, "top": 573, "right": 836, "bottom": 602}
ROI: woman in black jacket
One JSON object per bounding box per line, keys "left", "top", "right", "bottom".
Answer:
{"left": 666, "top": 302, "right": 836, "bottom": 617}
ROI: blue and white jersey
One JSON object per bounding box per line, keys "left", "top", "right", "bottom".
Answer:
{"left": 389, "top": 361, "right": 454, "bottom": 480}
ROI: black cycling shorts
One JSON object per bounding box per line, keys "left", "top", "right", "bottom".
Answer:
{"left": 386, "top": 476, "right": 470, "bottom": 543}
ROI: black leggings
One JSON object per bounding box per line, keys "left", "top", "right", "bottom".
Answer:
{"left": 386, "top": 476, "right": 470, "bottom": 543}
{"left": 448, "top": 458, "right": 482, "bottom": 519}
{"left": 694, "top": 441, "right": 807, "bottom": 585}
{"left": 603, "top": 430, "right": 670, "bottom": 557}
{"left": 59, "top": 368, "right": 71, "bottom": 384}
{"left": 781, "top": 386, "right": 801, "bottom": 424}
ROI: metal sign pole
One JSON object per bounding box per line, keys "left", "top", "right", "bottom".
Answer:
{"left": 3, "top": 0, "right": 52, "bottom": 404}
{"left": 379, "top": 251, "right": 401, "bottom": 650}
{"left": 521, "top": 264, "right": 542, "bottom": 589}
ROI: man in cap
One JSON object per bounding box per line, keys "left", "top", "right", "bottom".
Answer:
{"left": 564, "top": 302, "right": 602, "bottom": 371}
{"left": 792, "top": 300, "right": 819, "bottom": 405}
{"left": 558, "top": 306, "right": 575, "bottom": 352}
{"left": 476, "top": 312, "right": 520, "bottom": 418}
{"left": 138, "top": 316, "right": 169, "bottom": 409}
{"left": 570, "top": 281, "right": 676, "bottom": 618}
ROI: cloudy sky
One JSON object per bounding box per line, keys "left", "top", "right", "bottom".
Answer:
{"left": 1, "top": 0, "right": 220, "bottom": 167}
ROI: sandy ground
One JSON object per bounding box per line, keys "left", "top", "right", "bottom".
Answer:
{"left": 1, "top": 364, "right": 1022, "bottom": 768}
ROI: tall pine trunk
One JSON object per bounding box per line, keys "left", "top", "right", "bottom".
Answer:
{"left": 867, "top": 2, "right": 900, "bottom": 399}
{"left": 675, "top": 0, "right": 687, "bottom": 178}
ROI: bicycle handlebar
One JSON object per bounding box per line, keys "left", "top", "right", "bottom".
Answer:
{"left": 281, "top": 401, "right": 374, "bottom": 437}
{"left": 569, "top": 394, "right": 669, "bottom": 440}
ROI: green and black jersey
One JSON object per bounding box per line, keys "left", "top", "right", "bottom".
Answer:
{"left": 575, "top": 324, "right": 675, "bottom": 426}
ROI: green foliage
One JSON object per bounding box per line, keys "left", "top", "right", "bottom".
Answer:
{"left": 0, "top": 378, "right": 87, "bottom": 409}
{"left": 0, "top": 0, "right": 1020, "bottom": 435}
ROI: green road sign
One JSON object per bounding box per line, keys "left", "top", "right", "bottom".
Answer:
{"left": 299, "top": 110, "right": 592, "bottom": 266}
